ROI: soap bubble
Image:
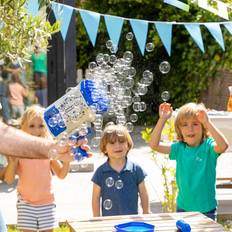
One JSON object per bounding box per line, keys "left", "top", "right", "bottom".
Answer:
{"left": 106, "top": 40, "right": 113, "bottom": 49}
{"left": 137, "top": 84, "right": 148, "bottom": 96}
{"left": 96, "top": 53, "right": 104, "bottom": 65}
{"left": 48, "top": 117, "right": 57, "bottom": 127}
{"left": 132, "top": 95, "right": 141, "bottom": 103}
{"left": 103, "top": 199, "right": 112, "bottom": 210}
{"left": 159, "top": 61, "right": 171, "bottom": 74}
{"left": 88, "top": 61, "right": 97, "bottom": 70}
{"left": 139, "top": 102, "right": 147, "bottom": 112}
{"left": 58, "top": 120, "right": 66, "bottom": 128}
{"left": 130, "top": 113, "right": 138, "bottom": 123}
{"left": 123, "top": 51, "right": 133, "bottom": 62}
{"left": 146, "top": 42, "right": 154, "bottom": 52}
{"left": 109, "top": 55, "right": 117, "bottom": 64}
{"left": 91, "top": 137, "right": 100, "bottom": 148}
{"left": 128, "top": 67, "right": 136, "bottom": 77}
{"left": 124, "top": 77, "right": 134, "bottom": 89}
{"left": 161, "top": 91, "right": 170, "bottom": 102}
{"left": 110, "top": 45, "right": 118, "bottom": 54}
{"left": 133, "top": 102, "right": 140, "bottom": 112}
{"left": 126, "top": 32, "right": 134, "bottom": 41}
{"left": 105, "top": 177, "right": 114, "bottom": 187}
{"left": 115, "top": 179, "right": 124, "bottom": 189}
{"left": 126, "top": 122, "right": 134, "bottom": 132}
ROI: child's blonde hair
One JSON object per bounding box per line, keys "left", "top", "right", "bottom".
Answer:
{"left": 175, "top": 102, "right": 209, "bottom": 142}
{"left": 20, "top": 104, "right": 49, "bottom": 138}
{"left": 100, "top": 125, "right": 133, "bottom": 156}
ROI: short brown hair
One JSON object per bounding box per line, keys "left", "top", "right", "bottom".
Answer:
{"left": 100, "top": 125, "right": 133, "bottom": 156}
{"left": 175, "top": 102, "right": 209, "bottom": 142}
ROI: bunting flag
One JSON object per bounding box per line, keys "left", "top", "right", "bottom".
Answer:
{"left": 164, "top": 0, "right": 230, "bottom": 20}
{"left": 184, "top": 24, "right": 205, "bottom": 52}
{"left": 198, "top": 0, "right": 229, "bottom": 20}
{"left": 51, "top": 2, "right": 74, "bottom": 40}
{"left": 204, "top": 23, "right": 225, "bottom": 50}
{"left": 164, "top": 0, "right": 189, "bottom": 12}
{"left": 25, "top": 0, "right": 39, "bottom": 16}
{"left": 79, "top": 9, "right": 100, "bottom": 46}
{"left": 25, "top": 1, "right": 232, "bottom": 56}
{"left": 154, "top": 22, "right": 173, "bottom": 56}
{"left": 129, "top": 19, "right": 148, "bottom": 55}
{"left": 224, "top": 23, "right": 232, "bottom": 35}
{"left": 104, "top": 15, "right": 124, "bottom": 49}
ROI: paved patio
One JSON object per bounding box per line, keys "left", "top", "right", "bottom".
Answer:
{"left": 0, "top": 127, "right": 232, "bottom": 225}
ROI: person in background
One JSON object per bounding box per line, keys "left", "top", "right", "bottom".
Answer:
{"left": 7, "top": 105, "right": 71, "bottom": 231}
{"left": 0, "top": 66, "right": 11, "bottom": 124}
{"left": 149, "top": 102, "right": 228, "bottom": 220}
{"left": 31, "top": 45, "right": 47, "bottom": 107}
{"left": 8, "top": 72, "right": 28, "bottom": 119}
{"left": 92, "top": 124, "right": 150, "bottom": 217}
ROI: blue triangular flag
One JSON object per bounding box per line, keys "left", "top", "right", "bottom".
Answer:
{"left": 204, "top": 23, "right": 225, "bottom": 51}
{"left": 104, "top": 15, "right": 124, "bottom": 49}
{"left": 79, "top": 9, "right": 100, "bottom": 47}
{"left": 25, "top": 0, "right": 39, "bottom": 16}
{"left": 155, "top": 22, "right": 173, "bottom": 56}
{"left": 224, "top": 22, "right": 232, "bottom": 35}
{"left": 164, "top": 0, "right": 189, "bottom": 12}
{"left": 51, "top": 2, "right": 74, "bottom": 40}
{"left": 184, "top": 24, "right": 205, "bottom": 53}
{"left": 129, "top": 19, "right": 148, "bottom": 55}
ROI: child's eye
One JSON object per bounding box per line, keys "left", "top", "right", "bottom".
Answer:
{"left": 39, "top": 124, "right": 45, "bottom": 128}
{"left": 29, "top": 124, "right": 35, "bottom": 128}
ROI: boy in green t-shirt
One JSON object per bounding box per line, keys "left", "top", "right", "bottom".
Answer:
{"left": 149, "top": 102, "right": 228, "bottom": 220}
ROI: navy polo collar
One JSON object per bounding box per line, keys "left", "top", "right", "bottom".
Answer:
{"left": 102, "top": 158, "right": 133, "bottom": 173}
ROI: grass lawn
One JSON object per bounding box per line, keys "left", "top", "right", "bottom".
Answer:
{"left": 7, "top": 223, "right": 70, "bottom": 232}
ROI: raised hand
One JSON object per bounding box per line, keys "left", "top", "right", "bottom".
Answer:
{"left": 196, "top": 109, "right": 208, "bottom": 125}
{"left": 159, "top": 103, "right": 173, "bottom": 120}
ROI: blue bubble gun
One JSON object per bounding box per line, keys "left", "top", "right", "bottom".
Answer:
{"left": 176, "top": 220, "right": 191, "bottom": 232}
{"left": 69, "top": 128, "right": 92, "bottom": 161}
{"left": 43, "top": 79, "right": 108, "bottom": 139}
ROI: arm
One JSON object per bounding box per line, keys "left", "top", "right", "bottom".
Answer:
{"left": 4, "top": 157, "right": 18, "bottom": 185}
{"left": 50, "top": 160, "right": 70, "bottom": 179}
{"left": 149, "top": 103, "right": 172, "bottom": 154}
{"left": 138, "top": 181, "right": 150, "bottom": 214}
{"left": 92, "top": 183, "right": 101, "bottom": 217}
{"left": 0, "top": 121, "right": 73, "bottom": 161}
{"left": 197, "top": 110, "right": 229, "bottom": 153}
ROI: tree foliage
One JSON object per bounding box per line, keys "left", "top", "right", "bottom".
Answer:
{"left": 0, "top": 0, "right": 59, "bottom": 65}
{"left": 76, "top": 0, "right": 232, "bottom": 124}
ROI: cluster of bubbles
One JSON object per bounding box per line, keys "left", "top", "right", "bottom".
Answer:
{"left": 48, "top": 32, "right": 171, "bottom": 160}
{"left": 87, "top": 33, "right": 171, "bottom": 148}
{"left": 102, "top": 177, "right": 124, "bottom": 211}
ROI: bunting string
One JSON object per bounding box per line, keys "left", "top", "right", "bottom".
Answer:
{"left": 24, "top": 0, "right": 232, "bottom": 56}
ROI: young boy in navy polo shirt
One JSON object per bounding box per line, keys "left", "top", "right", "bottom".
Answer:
{"left": 91, "top": 125, "right": 150, "bottom": 216}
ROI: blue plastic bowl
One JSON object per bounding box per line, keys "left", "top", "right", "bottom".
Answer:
{"left": 114, "top": 221, "right": 155, "bottom": 232}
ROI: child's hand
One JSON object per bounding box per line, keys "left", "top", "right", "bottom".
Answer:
{"left": 196, "top": 109, "right": 208, "bottom": 125}
{"left": 159, "top": 103, "right": 173, "bottom": 120}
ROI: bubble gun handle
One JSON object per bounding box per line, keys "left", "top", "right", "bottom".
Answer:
{"left": 176, "top": 220, "right": 191, "bottom": 232}
{"left": 69, "top": 128, "right": 92, "bottom": 161}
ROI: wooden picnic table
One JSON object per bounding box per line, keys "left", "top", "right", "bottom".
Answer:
{"left": 68, "top": 212, "right": 224, "bottom": 232}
